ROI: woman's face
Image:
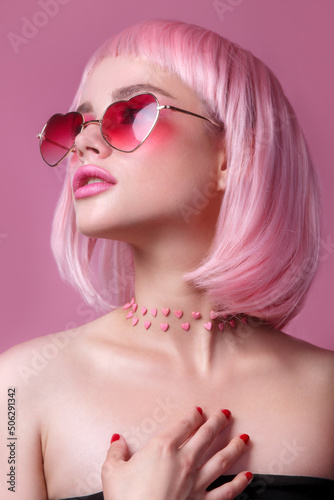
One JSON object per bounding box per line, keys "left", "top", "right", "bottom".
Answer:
{"left": 71, "top": 56, "right": 226, "bottom": 245}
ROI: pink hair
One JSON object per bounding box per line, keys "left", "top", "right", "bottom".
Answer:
{"left": 51, "top": 20, "right": 321, "bottom": 328}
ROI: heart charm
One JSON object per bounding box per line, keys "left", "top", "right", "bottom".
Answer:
{"left": 230, "top": 319, "right": 236, "bottom": 328}
{"left": 218, "top": 323, "right": 224, "bottom": 331}
{"left": 144, "top": 321, "right": 151, "bottom": 330}
{"left": 132, "top": 317, "right": 139, "bottom": 326}
{"left": 210, "top": 311, "right": 219, "bottom": 320}
{"left": 241, "top": 316, "right": 248, "bottom": 324}
{"left": 122, "top": 301, "right": 132, "bottom": 310}
{"left": 151, "top": 308, "right": 157, "bottom": 317}
{"left": 126, "top": 310, "right": 134, "bottom": 319}
{"left": 130, "top": 297, "right": 135, "bottom": 305}
{"left": 174, "top": 310, "right": 183, "bottom": 318}
{"left": 162, "top": 308, "right": 170, "bottom": 316}
{"left": 192, "top": 312, "right": 201, "bottom": 319}
{"left": 142, "top": 307, "right": 147, "bottom": 315}
{"left": 204, "top": 322, "right": 212, "bottom": 331}
{"left": 160, "top": 323, "right": 169, "bottom": 332}
{"left": 132, "top": 303, "right": 138, "bottom": 312}
{"left": 181, "top": 323, "right": 190, "bottom": 331}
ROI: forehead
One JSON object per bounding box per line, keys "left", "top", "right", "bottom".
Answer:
{"left": 79, "top": 56, "right": 201, "bottom": 114}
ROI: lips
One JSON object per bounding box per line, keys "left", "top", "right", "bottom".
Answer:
{"left": 72, "top": 165, "right": 117, "bottom": 199}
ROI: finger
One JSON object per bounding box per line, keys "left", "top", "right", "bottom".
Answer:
{"left": 155, "top": 406, "right": 203, "bottom": 450}
{"left": 104, "top": 433, "right": 131, "bottom": 465}
{"left": 195, "top": 434, "right": 250, "bottom": 491}
{"left": 183, "top": 409, "right": 231, "bottom": 462}
{"left": 102, "top": 434, "right": 131, "bottom": 485}
{"left": 205, "top": 471, "right": 253, "bottom": 500}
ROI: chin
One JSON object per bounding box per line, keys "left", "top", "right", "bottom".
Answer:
{"left": 75, "top": 215, "right": 112, "bottom": 239}
{"left": 75, "top": 218, "right": 132, "bottom": 242}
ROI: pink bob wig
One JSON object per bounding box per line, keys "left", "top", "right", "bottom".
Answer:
{"left": 51, "top": 20, "right": 321, "bottom": 329}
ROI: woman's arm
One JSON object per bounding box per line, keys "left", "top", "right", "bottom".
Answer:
{"left": 0, "top": 344, "right": 48, "bottom": 500}
{"left": 102, "top": 407, "right": 252, "bottom": 500}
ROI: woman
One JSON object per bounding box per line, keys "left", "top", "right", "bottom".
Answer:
{"left": 1, "top": 20, "right": 333, "bottom": 500}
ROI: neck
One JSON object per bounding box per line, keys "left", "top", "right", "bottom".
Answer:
{"left": 117, "top": 243, "right": 248, "bottom": 375}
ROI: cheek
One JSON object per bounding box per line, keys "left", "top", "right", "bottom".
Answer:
{"left": 141, "top": 118, "right": 209, "bottom": 175}
{"left": 144, "top": 120, "right": 174, "bottom": 150}
{"left": 132, "top": 134, "right": 217, "bottom": 211}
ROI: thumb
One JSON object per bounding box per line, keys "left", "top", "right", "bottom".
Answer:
{"left": 102, "top": 434, "right": 131, "bottom": 493}
{"left": 106, "top": 433, "right": 131, "bottom": 463}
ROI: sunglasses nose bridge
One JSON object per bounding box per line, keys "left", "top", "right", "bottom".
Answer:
{"left": 81, "top": 118, "right": 101, "bottom": 131}
{"left": 78, "top": 118, "right": 106, "bottom": 145}
{"left": 74, "top": 117, "right": 113, "bottom": 161}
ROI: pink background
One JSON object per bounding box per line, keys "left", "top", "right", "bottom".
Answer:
{"left": 1, "top": 0, "right": 333, "bottom": 353}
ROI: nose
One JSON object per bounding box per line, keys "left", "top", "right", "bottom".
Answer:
{"left": 75, "top": 120, "right": 112, "bottom": 162}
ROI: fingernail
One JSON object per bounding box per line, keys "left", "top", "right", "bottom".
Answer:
{"left": 196, "top": 406, "right": 203, "bottom": 415}
{"left": 245, "top": 471, "right": 253, "bottom": 481}
{"left": 239, "top": 434, "right": 250, "bottom": 444}
{"left": 221, "top": 409, "right": 231, "bottom": 420}
{"left": 111, "top": 433, "right": 120, "bottom": 443}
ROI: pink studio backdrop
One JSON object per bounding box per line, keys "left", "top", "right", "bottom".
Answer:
{"left": 1, "top": 0, "right": 333, "bottom": 353}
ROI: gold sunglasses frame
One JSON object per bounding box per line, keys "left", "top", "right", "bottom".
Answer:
{"left": 37, "top": 92, "right": 222, "bottom": 167}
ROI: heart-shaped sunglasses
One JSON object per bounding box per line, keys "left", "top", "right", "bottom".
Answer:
{"left": 37, "top": 92, "right": 221, "bottom": 167}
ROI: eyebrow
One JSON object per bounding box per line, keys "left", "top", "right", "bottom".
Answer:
{"left": 76, "top": 84, "right": 174, "bottom": 114}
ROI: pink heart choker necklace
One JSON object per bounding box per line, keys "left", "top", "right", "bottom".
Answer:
{"left": 122, "top": 298, "right": 248, "bottom": 332}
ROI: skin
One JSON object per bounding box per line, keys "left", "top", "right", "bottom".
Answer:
{"left": 0, "top": 56, "right": 334, "bottom": 500}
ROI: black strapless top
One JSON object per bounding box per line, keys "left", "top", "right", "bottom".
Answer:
{"left": 60, "top": 474, "right": 334, "bottom": 499}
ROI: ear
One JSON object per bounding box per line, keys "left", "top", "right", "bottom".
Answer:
{"left": 216, "top": 147, "right": 227, "bottom": 192}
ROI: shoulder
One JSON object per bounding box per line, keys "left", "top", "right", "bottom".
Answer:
{"left": 245, "top": 326, "right": 334, "bottom": 415}
{"left": 239, "top": 327, "right": 334, "bottom": 478}
{"left": 299, "top": 340, "right": 334, "bottom": 406}
{"left": 0, "top": 309, "right": 121, "bottom": 411}
{"left": 279, "top": 332, "right": 334, "bottom": 384}
{"left": 0, "top": 316, "right": 107, "bottom": 397}
{"left": 0, "top": 322, "right": 101, "bottom": 472}
{"left": 0, "top": 328, "right": 79, "bottom": 389}
{"left": 273, "top": 332, "right": 334, "bottom": 472}
{"left": 0, "top": 334, "right": 71, "bottom": 499}
{"left": 0, "top": 309, "right": 121, "bottom": 389}
{"left": 288, "top": 338, "right": 334, "bottom": 477}
{"left": 0, "top": 318, "right": 110, "bottom": 500}
{"left": 267, "top": 329, "right": 334, "bottom": 392}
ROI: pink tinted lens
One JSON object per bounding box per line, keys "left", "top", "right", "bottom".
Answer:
{"left": 40, "top": 112, "right": 83, "bottom": 166}
{"left": 101, "top": 94, "right": 158, "bottom": 152}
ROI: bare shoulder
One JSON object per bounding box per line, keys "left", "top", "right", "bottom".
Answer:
{"left": 0, "top": 336, "right": 59, "bottom": 499}
{"left": 264, "top": 328, "right": 334, "bottom": 394}
{"left": 272, "top": 330, "right": 334, "bottom": 469}
{"left": 0, "top": 313, "right": 112, "bottom": 384}
{"left": 245, "top": 326, "right": 334, "bottom": 423}
{"left": 297, "top": 338, "right": 334, "bottom": 412}
{"left": 239, "top": 327, "right": 334, "bottom": 478}
{"left": 0, "top": 309, "right": 123, "bottom": 399}
{"left": 280, "top": 330, "right": 334, "bottom": 383}
{"left": 0, "top": 316, "right": 112, "bottom": 499}
{"left": 0, "top": 323, "right": 93, "bottom": 422}
{"left": 0, "top": 328, "right": 81, "bottom": 388}
{"left": 299, "top": 338, "right": 334, "bottom": 406}
{"left": 282, "top": 333, "right": 334, "bottom": 477}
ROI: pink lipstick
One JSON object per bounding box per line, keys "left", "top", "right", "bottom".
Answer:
{"left": 73, "top": 165, "right": 117, "bottom": 199}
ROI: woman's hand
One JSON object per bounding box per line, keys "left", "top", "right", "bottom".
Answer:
{"left": 102, "top": 407, "right": 252, "bottom": 500}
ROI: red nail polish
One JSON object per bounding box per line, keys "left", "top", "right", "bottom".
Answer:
{"left": 245, "top": 471, "right": 253, "bottom": 481}
{"left": 239, "top": 434, "right": 250, "bottom": 444}
{"left": 111, "top": 433, "right": 120, "bottom": 443}
{"left": 221, "top": 409, "right": 231, "bottom": 420}
{"left": 196, "top": 406, "right": 203, "bottom": 415}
